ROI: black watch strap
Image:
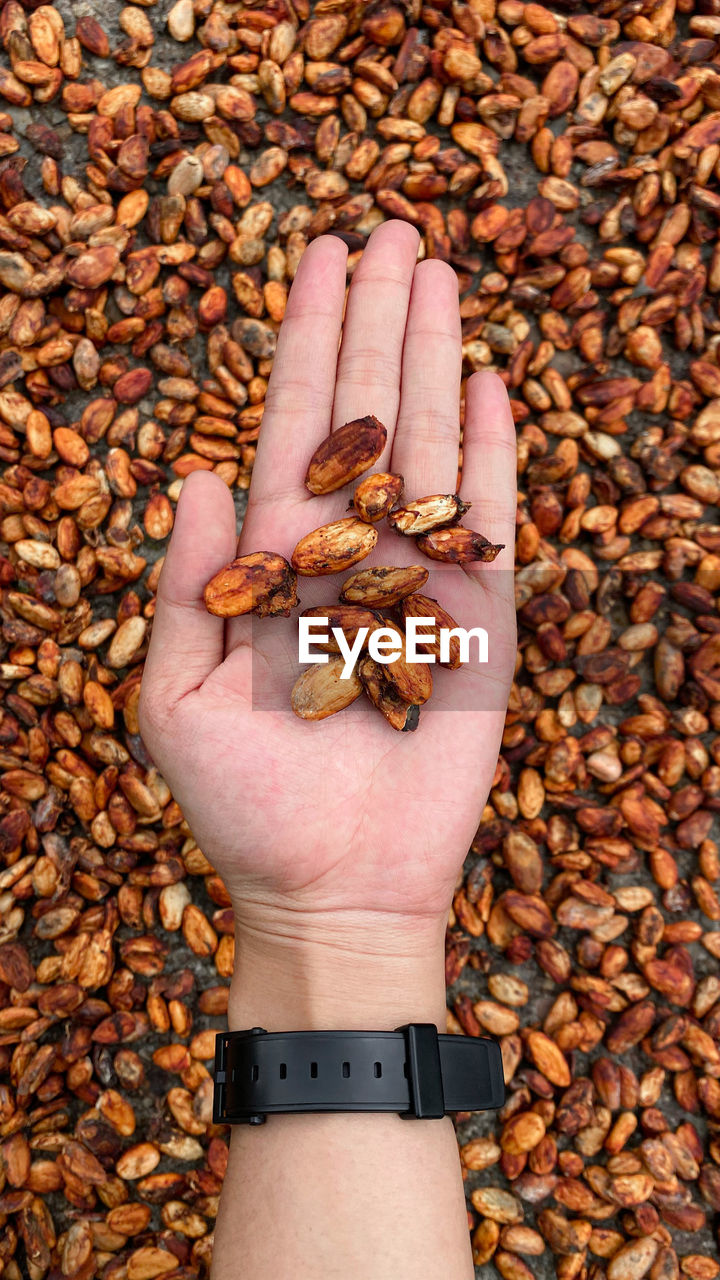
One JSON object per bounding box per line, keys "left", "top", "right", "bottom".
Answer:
{"left": 213, "top": 1024, "right": 505, "bottom": 1124}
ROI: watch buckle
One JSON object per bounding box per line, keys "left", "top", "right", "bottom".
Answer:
{"left": 213, "top": 1027, "right": 267, "bottom": 1125}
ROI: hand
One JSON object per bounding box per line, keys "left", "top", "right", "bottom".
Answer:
{"left": 139, "top": 220, "right": 516, "bottom": 1029}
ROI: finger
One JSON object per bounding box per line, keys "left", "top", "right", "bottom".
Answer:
{"left": 459, "top": 370, "right": 517, "bottom": 575}
{"left": 331, "top": 219, "right": 420, "bottom": 469}
{"left": 239, "top": 234, "right": 348, "bottom": 547}
{"left": 140, "top": 471, "right": 237, "bottom": 716}
{"left": 391, "top": 259, "right": 462, "bottom": 496}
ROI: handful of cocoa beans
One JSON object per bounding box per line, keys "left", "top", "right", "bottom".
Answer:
{"left": 203, "top": 416, "right": 503, "bottom": 731}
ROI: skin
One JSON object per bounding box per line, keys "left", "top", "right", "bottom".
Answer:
{"left": 139, "top": 220, "right": 517, "bottom": 1280}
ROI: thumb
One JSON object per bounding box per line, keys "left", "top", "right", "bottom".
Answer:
{"left": 140, "top": 470, "right": 237, "bottom": 722}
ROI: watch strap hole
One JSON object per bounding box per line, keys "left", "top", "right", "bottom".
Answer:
{"left": 279, "top": 1062, "right": 287, "bottom": 1079}
{"left": 342, "top": 1061, "right": 350, "bottom": 1078}
{"left": 374, "top": 1061, "right": 382, "bottom": 1078}
{"left": 310, "top": 1061, "right": 318, "bottom": 1078}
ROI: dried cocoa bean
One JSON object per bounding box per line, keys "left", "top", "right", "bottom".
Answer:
{"left": 291, "top": 517, "right": 378, "bottom": 576}
{"left": 203, "top": 552, "right": 298, "bottom": 617}
{"left": 353, "top": 471, "right": 404, "bottom": 523}
{"left": 358, "top": 654, "right": 420, "bottom": 733}
{"left": 290, "top": 656, "right": 363, "bottom": 720}
{"left": 400, "top": 593, "right": 464, "bottom": 669}
{"left": 340, "top": 564, "right": 429, "bottom": 607}
{"left": 387, "top": 493, "right": 470, "bottom": 536}
{"left": 416, "top": 529, "right": 504, "bottom": 564}
{"left": 305, "top": 415, "right": 387, "bottom": 495}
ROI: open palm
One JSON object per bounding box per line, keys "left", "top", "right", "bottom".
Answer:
{"left": 139, "top": 220, "right": 516, "bottom": 935}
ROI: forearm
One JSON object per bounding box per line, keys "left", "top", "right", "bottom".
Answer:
{"left": 211, "top": 913, "right": 474, "bottom": 1280}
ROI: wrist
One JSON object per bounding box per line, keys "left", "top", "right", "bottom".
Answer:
{"left": 227, "top": 905, "right": 449, "bottom": 1032}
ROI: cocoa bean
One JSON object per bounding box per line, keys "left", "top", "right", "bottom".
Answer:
{"left": 290, "top": 656, "right": 363, "bottom": 720}
{"left": 416, "top": 529, "right": 504, "bottom": 563}
{"left": 387, "top": 493, "right": 470, "bottom": 535}
{"left": 291, "top": 517, "right": 378, "bottom": 575}
{"left": 203, "top": 552, "right": 298, "bottom": 617}
{"left": 399, "top": 593, "right": 464, "bottom": 668}
{"left": 305, "top": 415, "right": 387, "bottom": 495}
{"left": 353, "top": 471, "right": 404, "bottom": 522}
{"left": 340, "top": 564, "right": 429, "bottom": 607}
{"left": 300, "top": 604, "right": 384, "bottom": 651}
{"left": 358, "top": 654, "right": 420, "bottom": 732}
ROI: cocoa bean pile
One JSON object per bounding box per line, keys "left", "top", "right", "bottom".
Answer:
{"left": 203, "top": 412, "right": 502, "bottom": 729}
{"left": 0, "top": 1, "right": 717, "bottom": 1278}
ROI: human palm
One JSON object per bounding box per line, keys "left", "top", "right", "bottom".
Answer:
{"left": 139, "top": 220, "right": 516, "bottom": 931}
